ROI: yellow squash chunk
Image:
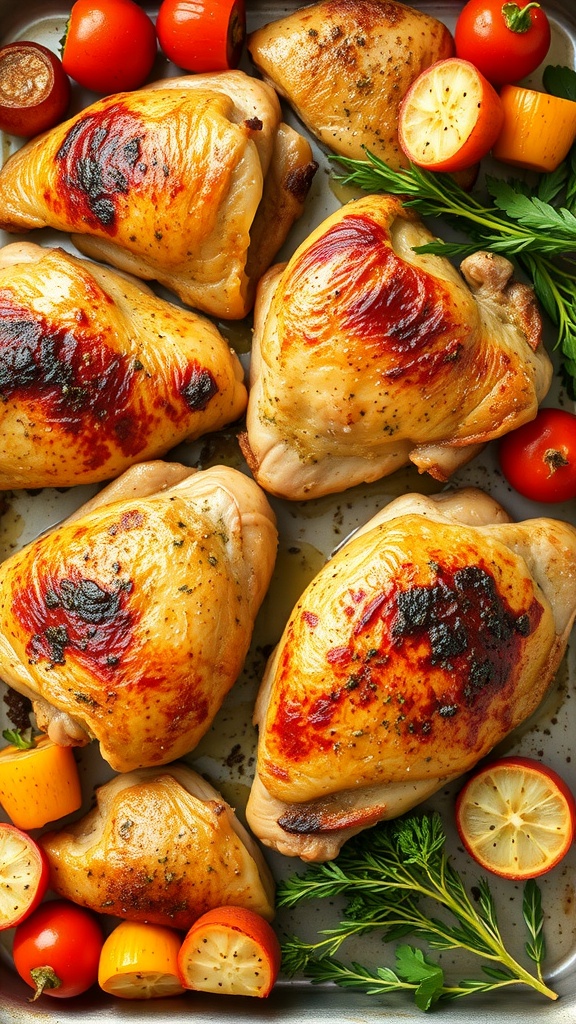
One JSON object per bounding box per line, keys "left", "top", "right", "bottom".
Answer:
{"left": 98, "top": 921, "right": 185, "bottom": 999}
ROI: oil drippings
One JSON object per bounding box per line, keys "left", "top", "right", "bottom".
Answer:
{"left": 329, "top": 175, "right": 366, "bottom": 206}
{"left": 172, "top": 427, "right": 246, "bottom": 472}
{"left": 257, "top": 540, "right": 327, "bottom": 645}
{"left": 292, "top": 464, "right": 444, "bottom": 526}
{"left": 190, "top": 698, "right": 257, "bottom": 819}
{"left": 188, "top": 541, "right": 325, "bottom": 811}
{"left": 0, "top": 494, "right": 23, "bottom": 560}
{"left": 216, "top": 316, "right": 253, "bottom": 356}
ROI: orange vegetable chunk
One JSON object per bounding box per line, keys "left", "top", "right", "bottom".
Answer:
{"left": 0, "top": 736, "right": 82, "bottom": 829}
{"left": 492, "top": 85, "right": 576, "bottom": 172}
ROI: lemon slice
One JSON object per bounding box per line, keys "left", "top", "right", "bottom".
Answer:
{"left": 177, "top": 906, "right": 281, "bottom": 997}
{"left": 98, "top": 921, "right": 185, "bottom": 1000}
{"left": 456, "top": 755, "right": 576, "bottom": 880}
{"left": 398, "top": 56, "right": 504, "bottom": 172}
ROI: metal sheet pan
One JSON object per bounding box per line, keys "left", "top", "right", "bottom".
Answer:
{"left": 0, "top": 1, "right": 575, "bottom": 1021}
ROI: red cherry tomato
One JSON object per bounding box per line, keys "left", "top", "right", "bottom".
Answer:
{"left": 12, "top": 900, "right": 104, "bottom": 999}
{"left": 499, "top": 408, "right": 576, "bottom": 504}
{"left": 0, "top": 824, "right": 50, "bottom": 930}
{"left": 62, "top": 0, "right": 157, "bottom": 94}
{"left": 156, "top": 0, "right": 246, "bottom": 73}
{"left": 454, "top": 0, "right": 551, "bottom": 86}
{"left": 0, "top": 42, "right": 70, "bottom": 137}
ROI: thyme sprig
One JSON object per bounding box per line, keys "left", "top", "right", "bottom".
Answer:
{"left": 278, "top": 812, "right": 557, "bottom": 1011}
{"left": 331, "top": 148, "right": 576, "bottom": 394}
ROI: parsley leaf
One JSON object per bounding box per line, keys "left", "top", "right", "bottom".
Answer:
{"left": 394, "top": 945, "right": 445, "bottom": 1011}
{"left": 543, "top": 64, "right": 576, "bottom": 102}
{"left": 279, "top": 812, "right": 558, "bottom": 1009}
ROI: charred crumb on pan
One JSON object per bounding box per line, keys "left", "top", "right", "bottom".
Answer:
{"left": 2, "top": 687, "right": 32, "bottom": 730}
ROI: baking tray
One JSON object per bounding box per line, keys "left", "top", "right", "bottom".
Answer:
{"left": 0, "top": 0, "right": 575, "bottom": 1020}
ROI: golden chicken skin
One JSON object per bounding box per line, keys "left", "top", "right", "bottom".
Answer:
{"left": 0, "top": 242, "right": 246, "bottom": 490}
{"left": 41, "top": 765, "right": 276, "bottom": 928}
{"left": 0, "top": 72, "right": 317, "bottom": 318}
{"left": 248, "top": 0, "right": 454, "bottom": 167}
{"left": 0, "top": 461, "right": 277, "bottom": 772}
{"left": 246, "top": 488, "right": 576, "bottom": 861}
{"left": 241, "top": 194, "right": 552, "bottom": 499}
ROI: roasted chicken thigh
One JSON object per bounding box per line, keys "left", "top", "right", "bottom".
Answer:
{"left": 0, "top": 461, "right": 277, "bottom": 772}
{"left": 241, "top": 195, "right": 552, "bottom": 499}
{"left": 248, "top": 0, "right": 454, "bottom": 167}
{"left": 0, "top": 242, "right": 246, "bottom": 490}
{"left": 41, "top": 765, "right": 275, "bottom": 928}
{"left": 0, "top": 71, "right": 317, "bottom": 318}
{"left": 246, "top": 488, "right": 576, "bottom": 861}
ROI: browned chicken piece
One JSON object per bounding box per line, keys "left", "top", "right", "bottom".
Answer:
{"left": 246, "top": 488, "right": 576, "bottom": 861}
{"left": 240, "top": 194, "right": 552, "bottom": 500}
{"left": 41, "top": 765, "right": 275, "bottom": 927}
{"left": 0, "top": 461, "right": 277, "bottom": 772}
{"left": 248, "top": 0, "right": 454, "bottom": 168}
{"left": 0, "top": 242, "right": 247, "bottom": 490}
{"left": 0, "top": 71, "right": 317, "bottom": 319}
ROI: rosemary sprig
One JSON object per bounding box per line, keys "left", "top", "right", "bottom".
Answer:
{"left": 331, "top": 149, "right": 576, "bottom": 395}
{"left": 278, "top": 812, "right": 557, "bottom": 1010}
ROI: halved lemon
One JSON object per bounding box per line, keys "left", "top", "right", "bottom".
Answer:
{"left": 98, "top": 921, "right": 185, "bottom": 999}
{"left": 177, "top": 906, "right": 281, "bottom": 997}
{"left": 398, "top": 57, "right": 504, "bottom": 172}
{"left": 456, "top": 756, "right": 576, "bottom": 880}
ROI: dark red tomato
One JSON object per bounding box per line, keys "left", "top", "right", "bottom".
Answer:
{"left": 499, "top": 407, "right": 576, "bottom": 503}
{"left": 156, "top": 0, "right": 246, "bottom": 73}
{"left": 0, "top": 42, "right": 70, "bottom": 137}
{"left": 12, "top": 900, "right": 104, "bottom": 999}
{"left": 455, "top": 0, "right": 551, "bottom": 86}
{"left": 62, "top": 0, "right": 157, "bottom": 94}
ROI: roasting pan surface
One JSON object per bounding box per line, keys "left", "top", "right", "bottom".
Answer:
{"left": 0, "top": 1, "right": 575, "bottom": 1021}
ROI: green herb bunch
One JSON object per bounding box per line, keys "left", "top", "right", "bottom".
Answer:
{"left": 331, "top": 68, "right": 576, "bottom": 397}
{"left": 278, "top": 812, "right": 557, "bottom": 1011}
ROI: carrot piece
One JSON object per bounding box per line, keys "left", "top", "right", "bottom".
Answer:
{"left": 0, "top": 736, "right": 82, "bottom": 829}
{"left": 492, "top": 84, "right": 576, "bottom": 172}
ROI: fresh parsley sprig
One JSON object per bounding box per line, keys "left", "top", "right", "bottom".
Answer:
{"left": 278, "top": 812, "right": 557, "bottom": 1010}
{"left": 331, "top": 148, "right": 576, "bottom": 395}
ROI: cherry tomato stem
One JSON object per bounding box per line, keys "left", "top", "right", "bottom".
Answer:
{"left": 454, "top": 0, "right": 551, "bottom": 86}
{"left": 499, "top": 408, "right": 576, "bottom": 503}
{"left": 13, "top": 900, "right": 104, "bottom": 999}
{"left": 502, "top": 1, "right": 544, "bottom": 33}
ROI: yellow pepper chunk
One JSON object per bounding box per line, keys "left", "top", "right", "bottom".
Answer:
{"left": 492, "top": 85, "right": 576, "bottom": 173}
{"left": 98, "top": 921, "right": 185, "bottom": 999}
{"left": 0, "top": 736, "right": 82, "bottom": 829}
